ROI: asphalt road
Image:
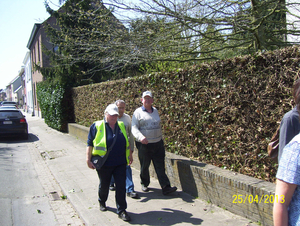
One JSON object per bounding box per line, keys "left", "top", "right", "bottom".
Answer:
{"left": 0, "top": 136, "right": 59, "bottom": 225}
{"left": 0, "top": 115, "right": 84, "bottom": 226}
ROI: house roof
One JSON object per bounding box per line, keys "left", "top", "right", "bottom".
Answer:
{"left": 26, "top": 23, "right": 41, "bottom": 50}
{"left": 14, "top": 86, "right": 22, "bottom": 93}
{"left": 9, "top": 75, "right": 20, "bottom": 84}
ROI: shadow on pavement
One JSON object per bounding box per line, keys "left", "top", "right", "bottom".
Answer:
{"left": 0, "top": 133, "right": 39, "bottom": 143}
{"left": 128, "top": 208, "right": 203, "bottom": 225}
{"left": 104, "top": 205, "right": 203, "bottom": 225}
{"left": 137, "top": 189, "right": 195, "bottom": 203}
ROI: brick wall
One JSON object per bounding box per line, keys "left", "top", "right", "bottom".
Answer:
{"left": 68, "top": 123, "right": 274, "bottom": 226}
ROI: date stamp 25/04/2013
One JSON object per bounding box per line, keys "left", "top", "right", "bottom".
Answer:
{"left": 232, "top": 194, "right": 285, "bottom": 204}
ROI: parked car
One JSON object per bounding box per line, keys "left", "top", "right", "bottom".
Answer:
{"left": 0, "top": 109, "right": 28, "bottom": 139}
{"left": 0, "top": 101, "right": 18, "bottom": 109}
{"left": 0, "top": 106, "right": 17, "bottom": 110}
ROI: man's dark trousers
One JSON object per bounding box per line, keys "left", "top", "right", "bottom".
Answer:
{"left": 136, "top": 139, "right": 171, "bottom": 188}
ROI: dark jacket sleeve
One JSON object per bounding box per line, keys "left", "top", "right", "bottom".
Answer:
{"left": 87, "top": 123, "right": 97, "bottom": 147}
{"left": 279, "top": 111, "right": 300, "bottom": 161}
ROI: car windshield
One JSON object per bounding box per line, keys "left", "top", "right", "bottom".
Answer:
{"left": 0, "top": 111, "right": 23, "bottom": 119}
{"left": 2, "top": 102, "right": 17, "bottom": 105}
{"left": 0, "top": 106, "right": 17, "bottom": 109}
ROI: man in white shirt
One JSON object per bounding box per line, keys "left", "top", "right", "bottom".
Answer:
{"left": 132, "top": 91, "right": 177, "bottom": 195}
{"left": 110, "top": 100, "right": 139, "bottom": 199}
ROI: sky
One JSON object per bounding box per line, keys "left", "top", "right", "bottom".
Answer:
{"left": 0, "top": 0, "right": 137, "bottom": 91}
{"left": 0, "top": 0, "right": 60, "bottom": 90}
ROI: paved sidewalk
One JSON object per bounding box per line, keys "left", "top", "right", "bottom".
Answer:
{"left": 28, "top": 135, "right": 84, "bottom": 225}
{"left": 26, "top": 113, "right": 257, "bottom": 226}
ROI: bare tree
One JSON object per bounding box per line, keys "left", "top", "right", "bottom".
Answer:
{"left": 105, "top": 0, "right": 300, "bottom": 56}
{"left": 44, "top": 0, "right": 300, "bottom": 78}
{"left": 44, "top": 0, "right": 137, "bottom": 80}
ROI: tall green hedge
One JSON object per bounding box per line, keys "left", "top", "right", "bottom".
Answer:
{"left": 36, "top": 81, "right": 74, "bottom": 132}
{"left": 71, "top": 46, "right": 300, "bottom": 182}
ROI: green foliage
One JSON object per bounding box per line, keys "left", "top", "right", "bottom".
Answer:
{"left": 36, "top": 80, "right": 73, "bottom": 132}
{"left": 44, "top": 0, "right": 141, "bottom": 82}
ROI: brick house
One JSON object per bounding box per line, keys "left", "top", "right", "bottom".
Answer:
{"left": 26, "top": 16, "right": 57, "bottom": 117}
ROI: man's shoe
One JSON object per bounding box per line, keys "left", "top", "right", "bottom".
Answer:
{"left": 118, "top": 210, "right": 131, "bottom": 221}
{"left": 100, "top": 203, "right": 107, "bottom": 211}
{"left": 142, "top": 185, "right": 149, "bottom": 192}
{"left": 162, "top": 185, "right": 177, "bottom": 195}
{"left": 127, "top": 191, "right": 139, "bottom": 199}
{"left": 109, "top": 184, "right": 116, "bottom": 191}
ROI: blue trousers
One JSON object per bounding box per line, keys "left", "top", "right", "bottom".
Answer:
{"left": 111, "top": 165, "right": 134, "bottom": 193}
{"left": 96, "top": 163, "right": 127, "bottom": 214}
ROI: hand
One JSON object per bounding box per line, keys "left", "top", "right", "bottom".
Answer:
{"left": 87, "top": 160, "right": 96, "bottom": 169}
{"left": 141, "top": 137, "right": 148, "bottom": 144}
{"left": 129, "top": 152, "right": 133, "bottom": 165}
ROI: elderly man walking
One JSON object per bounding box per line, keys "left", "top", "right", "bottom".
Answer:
{"left": 110, "top": 100, "right": 139, "bottom": 199}
{"left": 132, "top": 91, "right": 177, "bottom": 195}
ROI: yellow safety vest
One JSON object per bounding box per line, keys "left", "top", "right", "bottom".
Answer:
{"left": 92, "top": 120, "right": 130, "bottom": 165}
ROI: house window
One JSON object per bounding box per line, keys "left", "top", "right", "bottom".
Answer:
{"left": 38, "top": 38, "right": 40, "bottom": 62}
{"left": 31, "top": 51, "right": 34, "bottom": 73}
{"left": 33, "top": 83, "right": 36, "bottom": 106}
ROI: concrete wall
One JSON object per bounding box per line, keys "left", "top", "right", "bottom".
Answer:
{"left": 68, "top": 123, "right": 275, "bottom": 226}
